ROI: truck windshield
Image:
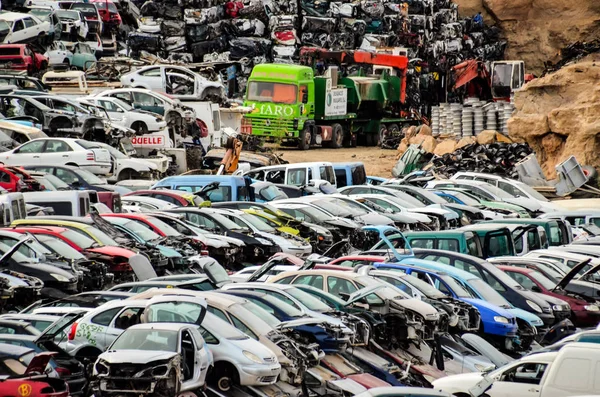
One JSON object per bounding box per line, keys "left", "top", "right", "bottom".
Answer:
{"left": 247, "top": 81, "right": 298, "bottom": 104}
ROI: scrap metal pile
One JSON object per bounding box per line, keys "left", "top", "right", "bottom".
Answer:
{"left": 126, "top": 0, "right": 507, "bottom": 103}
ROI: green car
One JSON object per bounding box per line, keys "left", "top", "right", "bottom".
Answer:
{"left": 71, "top": 43, "right": 96, "bottom": 70}
{"left": 437, "top": 188, "right": 531, "bottom": 218}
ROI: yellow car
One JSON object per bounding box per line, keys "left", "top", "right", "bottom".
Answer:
{"left": 10, "top": 218, "right": 117, "bottom": 246}
{"left": 242, "top": 209, "right": 301, "bottom": 236}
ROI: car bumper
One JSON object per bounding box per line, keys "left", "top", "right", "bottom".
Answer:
{"left": 537, "top": 312, "right": 555, "bottom": 327}
{"left": 481, "top": 320, "right": 518, "bottom": 337}
{"left": 80, "top": 163, "right": 112, "bottom": 176}
{"left": 280, "top": 244, "right": 312, "bottom": 258}
{"left": 237, "top": 362, "right": 281, "bottom": 386}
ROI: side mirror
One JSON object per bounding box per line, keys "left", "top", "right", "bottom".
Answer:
{"left": 531, "top": 285, "right": 542, "bottom": 293}
{"left": 302, "top": 91, "right": 308, "bottom": 104}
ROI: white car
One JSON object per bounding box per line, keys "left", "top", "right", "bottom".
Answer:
{"left": 81, "top": 96, "right": 167, "bottom": 133}
{"left": 0, "top": 12, "right": 51, "bottom": 44}
{"left": 230, "top": 265, "right": 300, "bottom": 283}
{"left": 94, "top": 142, "right": 158, "bottom": 182}
{"left": 91, "top": 88, "right": 187, "bottom": 125}
{"left": 121, "top": 196, "right": 179, "bottom": 211}
{"left": 120, "top": 65, "right": 225, "bottom": 101}
{"left": 0, "top": 138, "right": 112, "bottom": 176}
{"left": 44, "top": 41, "right": 73, "bottom": 66}
{"left": 55, "top": 9, "right": 89, "bottom": 39}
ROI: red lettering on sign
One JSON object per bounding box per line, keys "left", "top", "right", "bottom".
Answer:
{"left": 131, "top": 136, "right": 164, "bottom": 145}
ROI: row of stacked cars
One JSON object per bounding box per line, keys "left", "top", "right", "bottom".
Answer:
{"left": 0, "top": 162, "right": 600, "bottom": 396}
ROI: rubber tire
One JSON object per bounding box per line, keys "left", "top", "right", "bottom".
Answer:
{"left": 377, "top": 125, "right": 388, "bottom": 147}
{"left": 330, "top": 123, "right": 343, "bottom": 148}
{"left": 298, "top": 125, "right": 311, "bottom": 150}
{"left": 132, "top": 121, "right": 148, "bottom": 134}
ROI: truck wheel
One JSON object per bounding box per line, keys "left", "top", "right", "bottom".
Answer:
{"left": 298, "top": 125, "right": 311, "bottom": 150}
{"left": 330, "top": 123, "right": 343, "bottom": 149}
{"left": 377, "top": 125, "right": 389, "bottom": 147}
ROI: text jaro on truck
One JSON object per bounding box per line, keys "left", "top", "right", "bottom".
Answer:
{"left": 242, "top": 51, "right": 412, "bottom": 150}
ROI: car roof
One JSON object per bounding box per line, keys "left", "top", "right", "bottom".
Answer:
{"left": 0, "top": 343, "right": 35, "bottom": 357}
{"left": 496, "top": 265, "right": 533, "bottom": 274}
{"left": 0, "top": 12, "right": 32, "bottom": 21}
{"left": 126, "top": 190, "right": 191, "bottom": 197}
{"left": 128, "top": 322, "right": 189, "bottom": 331}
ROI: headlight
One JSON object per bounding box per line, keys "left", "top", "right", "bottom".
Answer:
{"left": 526, "top": 300, "right": 543, "bottom": 314}
{"left": 243, "top": 350, "right": 263, "bottom": 364}
{"left": 50, "top": 273, "right": 71, "bottom": 282}
{"left": 151, "top": 364, "right": 170, "bottom": 376}
{"left": 460, "top": 213, "right": 470, "bottom": 225}
{"left": 449, "top": 314, "right": 459, "bottom": 327}
{"left": 585, "top": 305, "right": 599, "bottom": 312}
{"left": 494, "top": 316, "right": 509, "bottom": 324}
{"left": 552, "top": 304, "right": 567, "bottom": 311}
{"left": 255, "top": 238, "right": 272, "bottom": 245}
{"left": 95, "top": 360, "right": 109, "bottom": 375}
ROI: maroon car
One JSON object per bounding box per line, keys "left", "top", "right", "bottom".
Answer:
{"left": 498, "top": 265, "right": 600, "bottom": 327}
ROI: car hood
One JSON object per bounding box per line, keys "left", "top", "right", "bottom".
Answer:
{"left": 324, "top": 217, "right": 360, "bottom": 229}
{"left": 328, "top": 378, "right": 367, "bottom": 394}
{"left": 533, "top": 292, "right": 569, "bottom": 306}
{"left": 156, "top": 245, "right": 182, "bottom": 258}
{"left": 408, "top": 207, "right": 452, "bottom": 218}
{"left": 276, "top": 318, "right": 324, "bottom": 329}
{"left": 392, "top": 297, "right": 440, "bottom": 317}
{"left": 554, "top": 259, "right": 592, "bottom": 291}
{"left": 0, "top": 271, "right": 38, "bottom": 287}
{"left": 506, "top": 308, "right": 544, "bottom": 326}
{"left": 432, "top": 371, "right": 484, "bottom": 389}
{"left": 355, "top": 213, "right": 394, "bottom": 226}
{"left": 503, "top": 198, "right": 542, "bottom": 212}
{"left": 383, "top": 212, "right": 422, "bottom": 224}
{"left": 100, "top": 350, "right": 177, "bottom": 364}
{"left": 426, "top": 204, "right": 459, "bottom": 219}
{"left": 461, "top": 298, "right": 515, "bottom": 318}
{"left": 86, "top": 246, "right": 136, "bottom": 258}
{"left": 118, "top": 158, "right": 157, "bottom": 171}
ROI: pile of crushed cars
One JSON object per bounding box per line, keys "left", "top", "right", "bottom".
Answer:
{"left": 1, "top": 158, "right": 600, "bottom": 397}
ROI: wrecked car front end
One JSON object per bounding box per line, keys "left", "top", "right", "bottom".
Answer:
{"left": 92, "top": 352, "right": 181, "bottom": 396}
{"left": 266, "top": 330, "right": 323, "bottom": 385}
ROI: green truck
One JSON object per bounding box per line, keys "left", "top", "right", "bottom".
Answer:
{"left": 242, "top": 50, "right": 415, "bottom": 150}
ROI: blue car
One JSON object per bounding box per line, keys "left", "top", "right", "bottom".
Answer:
{"left": 222, "top": 290, "right": 345, "bottom": 353}
{"left": 152, "top": 175, "right": 253, "bottom": 202}
{"left": 366, "top": 176, "right": 388, "bottom": 185}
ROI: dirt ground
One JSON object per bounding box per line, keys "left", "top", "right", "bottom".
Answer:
{"left": 272, "top": 147, "right": 398, "bottom": 177}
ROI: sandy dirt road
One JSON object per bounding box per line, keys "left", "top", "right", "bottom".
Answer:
{"left": 271, "top": 147, "right": 398, "bottom": 177}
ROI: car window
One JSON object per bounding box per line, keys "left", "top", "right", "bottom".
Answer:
{"left": 0, "top": 326, "right": 16, "bottom": 334}
{"left": 0, "top": 172, "right": 11, "bottom": 183}
{"left": 293, "top": 275, "right": 324, "bottom": 289}
{"left": 273, "top": 275, "right": 295, "bottom": 285}
{"left": 207, "top": 306, "right": 229, "bottom": 323}
{"left": 44, "top": 140, "right": 72, "bottom": 153}
{"left": 12, "top": 20, "right": 25, "bottom": 32}
{"left": 185, "top": 213, "right": 217, "bottom": 230}
{"left": 355, "top": 282, "right": 386, "bottom": 305}
{"left": 410, "top": 239, "right": 434, "bottom": 249}
{"left": 139, "top": 67, "right": 161, "bottom": 77}
{"left": 287, "top": 168, "right": 306, "bottom": 186}
{"left": 98, "top": 100, "right": 119, "bottom": 112}
{"left": 199, "top": 326, "right": 218, "bottom": 344}
{"left": 507, "top": 272, "right": 536, "bottom": 290}
{"left": 133, "top": 92, "right": 160, "bottom": 106}
{"left": 91, "top": 307, "right": 121, "bottom": 326}
{"left": 326, "top": 276, "right": 358, "bottom": 298}
{"left": 15, "top": 140, "right": 45, "bottom": 154}
{"left": 499, "top": 363, "right": 548, "bottom": 385}
{"left": 23, "top": 18, "right": 36, "bottom": 28}
{"left": 113, "top": 307, "right": 144, "bottom": 330}
{"left": 54, "top": 168, "right": 79, "bottom": 184}
{"left": 438, "top": 239, "right": 459, "bottom": 251}
{"left": 112, "top": 92, "right": 132, "bottom": 104}
{"left": 259, "top": 289, "right": 301, "bottom": 310}
{"left": 230, "top": 314, "right": 257, "bottom": 339}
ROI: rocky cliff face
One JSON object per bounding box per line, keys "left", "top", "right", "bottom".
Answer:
{"left": 455, "top": 0, "right": 600, "bottom": 74}
{"left": 507, "top": 59, "right": 600, "bottom": 178}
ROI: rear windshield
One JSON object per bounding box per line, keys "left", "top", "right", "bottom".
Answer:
{"left": 351, "top": 165, "right": 366, "bottom": 185}
{"left": 175, "top": 185, "right": 232, "bottom": 202}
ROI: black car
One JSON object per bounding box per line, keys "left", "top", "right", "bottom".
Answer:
{"left": 167, "top": 207, "right": 281, "bottom": 269}
{"left": 411, "top": 249, "right": 568, "bottom": 329}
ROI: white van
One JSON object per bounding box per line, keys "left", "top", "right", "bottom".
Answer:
{"left": 434, "top": 342, "right": 600, "bottom": 397}
{"left": 242, "top": 162, "right": 337, "bottom": 187}
{"left": 22, "top": 190, "right": 91, "bottom": 216}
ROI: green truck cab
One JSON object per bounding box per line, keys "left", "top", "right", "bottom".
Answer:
{"left": 480, "top": 218, "right": 572, "bottom": 247}
{"left": 396, "top": 230, "right": 484, "bottom": 258}
{"left": 243, "top": 54, "right": 411, "bottom": 150}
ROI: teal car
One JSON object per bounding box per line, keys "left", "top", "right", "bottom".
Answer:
{"left": 71, "top": 43, "right": 96, "bottom": 70}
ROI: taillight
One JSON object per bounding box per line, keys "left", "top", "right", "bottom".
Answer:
{"left": 68, "top": 322, "right": 78, "bottom": 340}
{"left": 55, "top": 367, "right": 71, "bottom": 376}
{"left": 241, "top": 118, "right": 252, "bottom": 134}
{"left": 86, "top": 151, "right": 95, "bottom": 161}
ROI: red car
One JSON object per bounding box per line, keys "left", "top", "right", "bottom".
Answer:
{"left": 90, "top": 0, "right": 122, "bottom": 27}
{"left": 498, "top": 265, "right": 600, "bottom": 327}
{"left": 100, "top": 213, "right": 208, "bottom": 255}
{"left": 0, "top": 166, "right": 42, "bottom": 192}
{"left": 327, "top": 255, "right": 390, "bottom": 268}
{"left": 0, "top": 352, "right": 69, "bottom": 397}
{"left": 8, "top": 226, "right": 137, "bottom": 280}
{"left": 0, "top": 44, "right": 47, "bottom": 75}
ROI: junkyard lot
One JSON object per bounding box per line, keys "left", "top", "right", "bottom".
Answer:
{"left": 273, "top": 147, "right": 397, "bottom": 178}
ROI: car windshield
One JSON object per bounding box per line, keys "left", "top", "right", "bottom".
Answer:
{"left": 256, "top": 184, "right": 287, "bottom": 201}
{"left": 239, "top": 302, "right": 281, "bottom": 329}
{"left": 311, "top": 199, "right": 354, "bottom": 217}
{"left": 248, "top": 294, "right": 304, "bottom": 318}
{"left": 529, "top": 271, "right": 557, "bottom": 290}
{"left": 0, "top": 241, "right": 34, "bottom": 263}
{"left": 467, "top": 278, "right": 512, "bottom": 307}
{"left": 36, "top": 235, "right": 85, "bottom": 260}
{"left": 401, "top": 273, "right": 447, "bottom": 298}
{"left": 43, "top": 174, "right": 70, "bottom": 190}
{"left": 441, "top": 191, "right": 481, "bottom": 206}
{"left": 56, "top": 10, "right": 80, "bottom": 20}
{"left": 335, "top": 198, "right": 370, "bottom": 215}
{"left": 29, "top": 9, "right": 51, "bottom": 19}
{"left": 108, "top": 218, "right": 161, "bottom": 242}
{"left": 60, "top": 229, "right": 96, "bottom": 249}
{"left": 144, "top": 217, "right": 181, "bottom": 237}
{"left": 284, "top": 287, "right": 333, "bottom": 312}
{"left": 110, "top": 329, "right": 178, "bottom": 352}
{"left": 513, "top": 181, "right": 548, "bottom": 201}
{"left": 297, "top": 205, "right": 333, "bottom": 221}
{"left": 84, "top": 226, "right": 118, "bottom": 246}
{"left": 247, "top": 81, "right": 298, "bottom": 104}
{"left": 477, "top": 183, "right": 515, "bottom": 199}
{"left": 380, "top": 194, "right": 420, "bottom": 209}
{"left": 75, "top": 168, "right": 106, "bottom": 185}
{"left": 240, "top": 214, "right": 276, "bottom": 233}
{"left": 209, "top": 212, "right": 248, "bottom": 232}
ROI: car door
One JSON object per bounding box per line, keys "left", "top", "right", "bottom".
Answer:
{"left": 24, "top": 17, "right": 43, "bottom": 40}
{"left": 131, "top": 91, "right": 165, "bottom": 115}
{"left": 42, "top": 139, "right": 74, "bottom": 165}
{"left": 488, "top": 362, "right": 546, "bottom": 397}
{"left": 9, "top": 19, "right": 26, "bottom": 43}
{"left": 131, "top": 67, "right": 162, "bottom": 90}
{"left": 0, "top": 140, "right": 46, "bottom": 165}
{"left": 325, "top": 275, "right": 358, "bottom": 300}
{"left": 96, "top": 99, "right": 127, "bottom": 126}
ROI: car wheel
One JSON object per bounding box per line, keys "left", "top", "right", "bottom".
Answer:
{"left": 118, "top": 169, "right": 141, "bottom": 181}
{"left": 131, "top": 121, "right": 148, "bottom": 134}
